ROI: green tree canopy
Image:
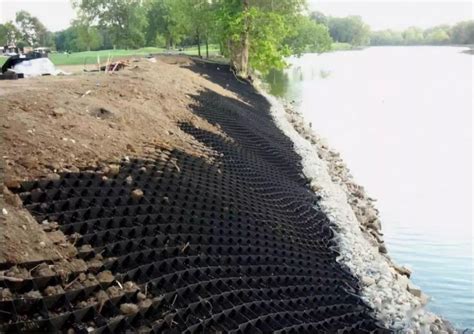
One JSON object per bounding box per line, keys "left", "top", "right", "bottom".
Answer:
{"left": 215, "top": 0, "right": 331, "bottom": 76}
{"left": 73, "top": 0, "right": 147, "bottom": 49}
{"left": 145, "top": 0, "right": 185, "bottom": 48}
{"left": 327, "top": 16, "right": 370, "bottom": 46}
{"left": 0, "top": 22, "right": 21, "bottom": 46}
{"left": 451, "top": 21, "right": 474, "bottom": 44}
{"left": 15, "top": 10, "right": 52, "bottom": 47}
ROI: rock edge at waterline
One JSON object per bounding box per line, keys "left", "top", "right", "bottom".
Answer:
{"left": 256, "top": 85, "right": 455, "bottom": 333}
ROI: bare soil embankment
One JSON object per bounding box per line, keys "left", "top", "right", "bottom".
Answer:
{"left": 1, "top": 56, "right": 233, "bottom": 266}
{"left": 0, "top": 56, "right": 390, "bottom": 332}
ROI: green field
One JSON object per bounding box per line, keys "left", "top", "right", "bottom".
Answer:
{"left": 50, "top": 45, "right": 221, "bottom": 65}
{"left": 0, "top": 45, "right": 221, "bottom": 68}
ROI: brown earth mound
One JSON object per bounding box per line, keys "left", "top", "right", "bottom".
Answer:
{"left": 0, "top": 56, "right": 236, "bottom": 266}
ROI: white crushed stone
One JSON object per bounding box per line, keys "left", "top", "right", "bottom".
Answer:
{"left": 260, "top": 90, "right": 449, "bottom": 333}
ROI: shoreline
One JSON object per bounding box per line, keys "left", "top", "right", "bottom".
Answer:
{"left": 255, "top": 81, "right": 456, "bottom": 333}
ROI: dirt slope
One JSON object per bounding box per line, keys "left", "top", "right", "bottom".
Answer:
{"left": 0, "top": 56, "right": 236, "bottom": 266}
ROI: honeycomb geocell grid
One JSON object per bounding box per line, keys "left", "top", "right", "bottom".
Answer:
{"left": 1, "top": 61, "right": 391, "bottom": 333}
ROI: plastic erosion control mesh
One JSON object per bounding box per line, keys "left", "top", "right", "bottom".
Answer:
{"left": 1, "top": 61, "right": 391, "bottom": 333}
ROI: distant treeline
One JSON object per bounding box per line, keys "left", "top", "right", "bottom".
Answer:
{"left": 1, "top": 2, "right": 473, "bottom": 76}
{"left": 370, "top": 22, "right": 474, "bottom": 46}
{"left": 310, "top": 11, "right": 474, "bottom": 47}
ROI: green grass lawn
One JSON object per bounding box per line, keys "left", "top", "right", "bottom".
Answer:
{"left": 0, "top": 46, "right": 221, "bottom": 68}
{"left": 49, "top": 45, "right": 221, "bottom": 66}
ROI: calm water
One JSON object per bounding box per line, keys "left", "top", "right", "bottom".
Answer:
{"left": 266, "top": 46, "right": 473, "bottom": 330}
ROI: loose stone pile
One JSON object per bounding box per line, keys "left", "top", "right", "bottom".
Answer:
{"left": 261, "top": 89, "right": 455, "bottom": 333}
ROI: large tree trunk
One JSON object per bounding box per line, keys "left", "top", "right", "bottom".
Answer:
{"left": 197, "top": 30, "right": 201, "bottom": 58}
{"left": 230, "top": 0, "right": 250, "bottom": 78}
{"left": 240, "top": 0, "right": 250, "bottom": 77}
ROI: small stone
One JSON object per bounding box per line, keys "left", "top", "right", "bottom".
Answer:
{"left": 1, "top": 208, "right": 7, "bottom": 215}
{"left": 18, "top": 156, "right": 38, "bottom": 169}
{"left": 138, "top": 299, "right": 152, "bottom": 310}
{"left": 419, "top": 291, "right": 429, "bottom": 305}
{"left": 24, "top": 290, "right": 42, "bottom": 299}
{"left": 97, "top": 271, "right": 115, "bottom": 283}
{"left": 79, "top": 244, "right": 93, "bottom": 253}
{"left": 4, "top": 176, "right": 21, "bottom": 189}
{"left": 126, "top": 143, "right": 136, "bottom": 153}
{"left": 393, "top": 264, "right": 412, "bottom": 277}
{"left": 378, "top": 243, "right": 388, "bottom": 254}
{"left": 53, "top": 107, "right": 66, "bottom": 116}
{"left": 44, "top": 285, "right": 64, "bottom": 296}
{"left": 34, "top": 263, "right": 55, "bottom": 278}
{"left": 3, "top": 190, "right": 22, "bottom": 207}
{"left": 361, "top": 276, "right": 375, "bottom": 286}
{"left": 125, "top": 176, "right": 133, "bottom": 185}
{"left": 397, "top": 274, "right": 410, "bottom": 290}
{"left": 123, "top": 281, "right": 139, "bottom": 292}
{"left": 131, "top": 189, "right": 144, "bottom": 200}
{"left": 39, "top": 241, "right": 46, "bottom": 247}
{"left": 137, "top": 292, "right": 146, "bottom": 301}
{"left": 120, "top": 303, "right": 139, "bottom": 315}
{"left": 47, "top": 173, "right": 61, "bottom": 181}
{"left": 407, "top": 282, "right": 422, "bottom": 297}
{"left": 0, "top": 288, "right": 13, "bottom": 300}
{"left": 107, "top": 164, "right": 120, "bottom": 176}
{"left": 68, "top": 166, "right": 80, "bottom": 173}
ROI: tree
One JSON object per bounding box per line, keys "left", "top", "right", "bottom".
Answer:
{"left": 73, "top": 0, "right": 146, "bottom": 49}
{"left": 370, "top": 30, "right": 403, "bottom": 45}
{"left": 309, "top": 11, "right": 328, "bottom": 26}
{"left": 15, "top": 10, "right": 50, "bottom": 47}
{"left": 425, "top": 28, "right": 450, "bottom": 45}
{"left": 176, "top": 0, "right": 216, "bottom": 57}
{"left": 0, "top": 22, "right": 20, "bottom": 46}
{"left": 55, "top": 27, "right": 78, "bottom": 52}
{"left": 402, "top": 27, "right": 424, "bottom": 45}
{"left": 73, "top": 20, "right": 102, "bottom": 51}
{"left": 285, "top": 16, "right": 331, "bottom": 55}
{"left": 215, "top": 0, "right": 313, "bottom": 77}
{"left": 145, "top": 0, "right": 184, "bottom": 48}
{"left": 0, "top": 24, "right": 6, "bottom": 46}
{"left": 328, "top": 16, "right": 370, "bottom": 46}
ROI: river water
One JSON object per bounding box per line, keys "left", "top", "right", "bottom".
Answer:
{"left": 266, "top": 46, "right": 473, "bottom": 330}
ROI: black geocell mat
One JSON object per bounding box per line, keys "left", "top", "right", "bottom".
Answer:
{"left": 2, "top": 61, "right": 391, "bottom": 333}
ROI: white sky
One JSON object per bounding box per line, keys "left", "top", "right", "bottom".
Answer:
{"left": 0, "top": 0, "right": 472, "bottom": 32}
{"left": 309, "top": 1, "right": 473, "bottom": 30}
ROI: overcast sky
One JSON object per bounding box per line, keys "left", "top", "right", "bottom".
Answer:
{"left": 0, "top": 0, "right": 472, "bottom": 32}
